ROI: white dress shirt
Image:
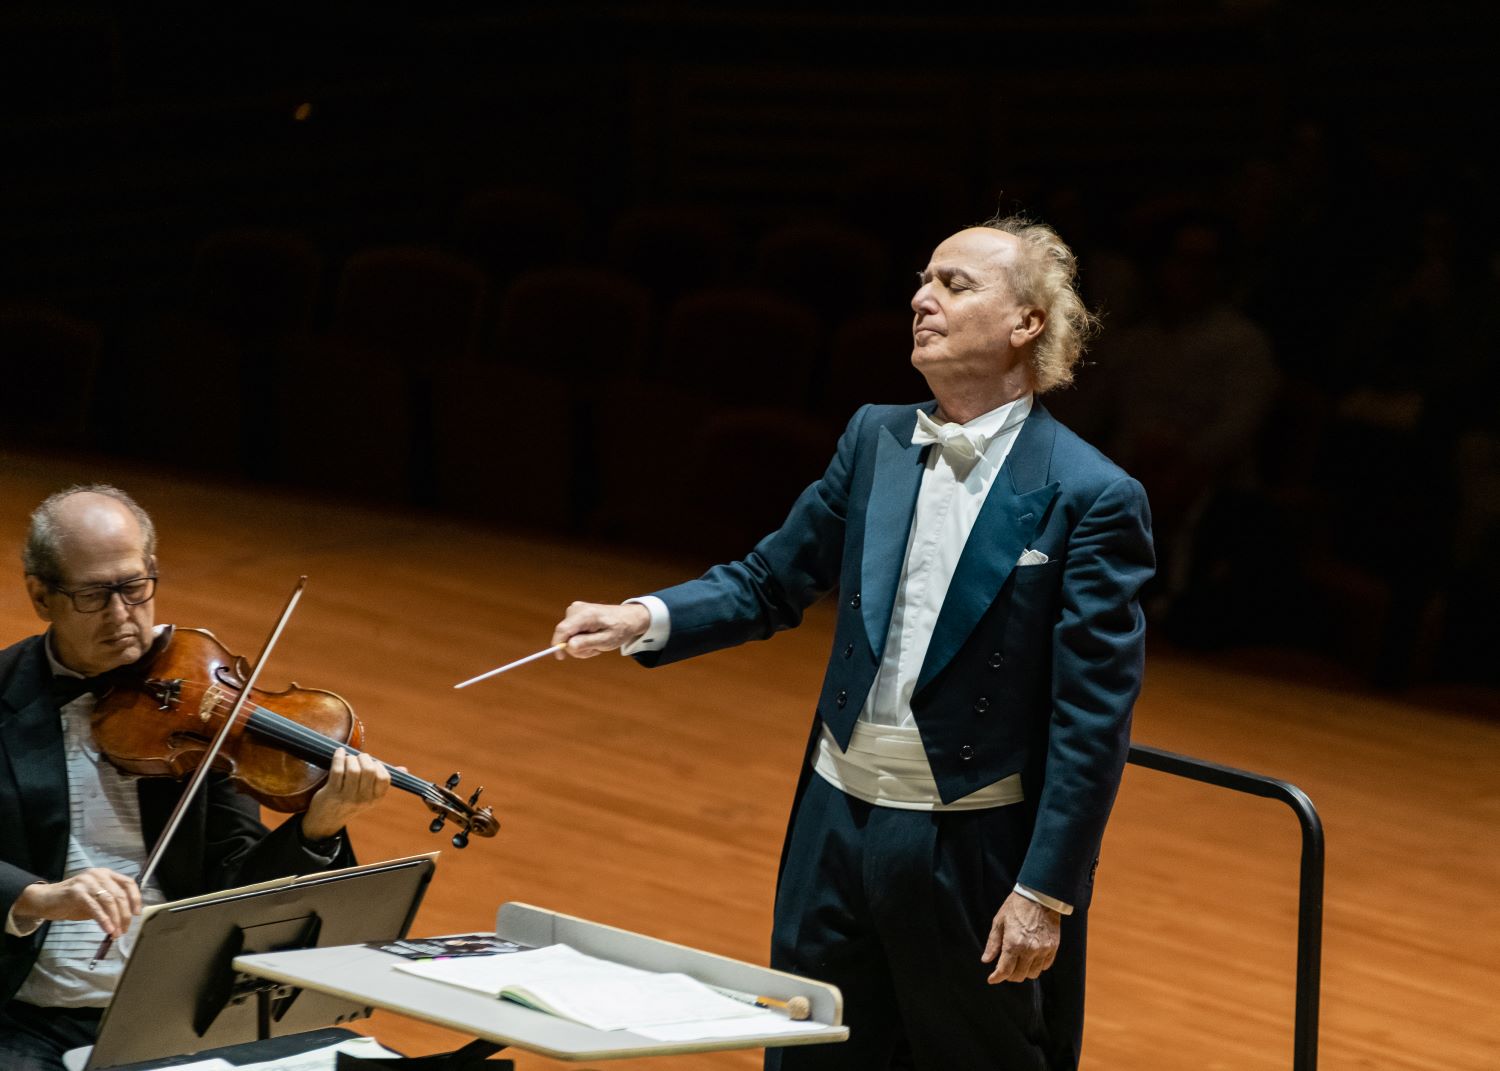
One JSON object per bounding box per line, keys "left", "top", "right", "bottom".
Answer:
{"left": 858, "top": 394, "right": 1032, "bottom": 728}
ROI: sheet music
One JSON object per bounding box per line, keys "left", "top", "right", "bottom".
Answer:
{"left": 394, "top": 943, "right": 770, "bottom": 1031}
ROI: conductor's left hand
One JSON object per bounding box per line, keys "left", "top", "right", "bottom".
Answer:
{"left": 301, "top": 748, "right": 395, "bottom": 841}
{"left": 981, "top": 891, "right": 1061, "bottom": 983}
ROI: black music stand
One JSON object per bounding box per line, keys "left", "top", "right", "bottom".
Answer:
{"left": 68, "top": 854, "right": 436, "bottom": 1071}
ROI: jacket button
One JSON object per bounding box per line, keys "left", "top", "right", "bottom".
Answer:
{"left": 849, "top": 592, "right": 861, "bottom": 609}
{"left": 836, "top": 690, "right": 848, "bottom": 708}
{"left": 959, "top": 744, "right": 975, "bottom": 761}
{"left": 988, "top": 651, "right": 1005, "bottom": 669}
{"left": 843, "top": 643, "right": 854, "bottom": 659}
{"left": 973, "top": 697, "right": 990, "bottom": 714}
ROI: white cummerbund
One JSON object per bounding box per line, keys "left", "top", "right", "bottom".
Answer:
{"left": 812, "top": 721, "right": 1023, "bottom": 811}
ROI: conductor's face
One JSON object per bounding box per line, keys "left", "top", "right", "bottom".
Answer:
{"left": 910, "top": 228, "right": 1034, "bottom": 386}
{"left": 25, "top": 494, "right": 157, "bottom": 676}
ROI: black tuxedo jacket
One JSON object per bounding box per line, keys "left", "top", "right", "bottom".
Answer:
{"left": 0, "top": 633, "right": 354, "bottom": 1006}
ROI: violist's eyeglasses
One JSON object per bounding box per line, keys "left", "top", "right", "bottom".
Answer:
{"left": 48, "top": 576, "right": 158, "bottom": 613}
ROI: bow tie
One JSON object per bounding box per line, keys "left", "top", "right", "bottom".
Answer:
{"left": 912, "top": 410, "right": 988, "bottom": 471}
{"left": 50, "top": 673, "right": 108, "bottom": 707}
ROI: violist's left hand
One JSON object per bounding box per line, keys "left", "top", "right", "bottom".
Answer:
{"left": 301, "top": 748, "right": 395, "bottom": 841}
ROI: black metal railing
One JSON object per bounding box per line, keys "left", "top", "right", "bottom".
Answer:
{"left": 1126, "top": 743, "right": 1324, "bottom": 1071}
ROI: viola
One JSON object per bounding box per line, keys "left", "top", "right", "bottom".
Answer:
{"left": 91, "top": 626, "right": 497, "bottom": 847}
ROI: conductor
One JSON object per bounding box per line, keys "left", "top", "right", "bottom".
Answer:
{"left": 554, "top": 215, "right": 1154, "bottom": 1070}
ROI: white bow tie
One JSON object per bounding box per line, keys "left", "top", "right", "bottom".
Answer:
{"left": 912, "top": 410, "right": 988, "bottom": 470}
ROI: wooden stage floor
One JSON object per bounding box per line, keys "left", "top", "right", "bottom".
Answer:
{"left": 2, "top": 451, "right": 1496, "bottom": 1070}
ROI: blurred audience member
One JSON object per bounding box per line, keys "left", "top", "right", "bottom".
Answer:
{"left": 1323, "top": 205, "right": 1490, "bottom": 683}
{"left": 1094, "top": 218, "right": 1279, "bottom": 623}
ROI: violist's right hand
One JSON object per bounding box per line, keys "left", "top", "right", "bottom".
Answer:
{"left": 12, "top": 868, "right": 142, "bottom": 937}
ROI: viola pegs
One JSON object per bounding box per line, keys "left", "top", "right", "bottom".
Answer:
{"left": 466, "top": 786, "right": 484, "bottom": 807}
{"left": 429, "top": 815, "right": 446, "bottom": 834}
{"left": 445, "top": 772, "right": 461, "bottom": 790}
{"left": 452, "top": 828, "right": 470, "bottom": 849}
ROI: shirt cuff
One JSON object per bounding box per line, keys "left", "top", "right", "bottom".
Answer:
{"left": 620, "top": 596, "right": 670, "bottom": 656}
{"left": 1015, "top": 883, "right": 1074, "bottom": 916}
{"left": 6, "top": 893, "right": 44, "bottom": 938}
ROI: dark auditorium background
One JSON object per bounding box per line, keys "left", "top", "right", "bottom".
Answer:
{"left": 2, "top": 4, "right": 1497, "bottom": 692}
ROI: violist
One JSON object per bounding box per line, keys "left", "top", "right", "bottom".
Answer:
{"left": 0, "top": 485, "right": 393, "bottom": 1070}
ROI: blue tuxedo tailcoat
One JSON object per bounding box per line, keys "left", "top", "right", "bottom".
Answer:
{"left": 637, "top": 401, "right": 1154, "bottom": 907}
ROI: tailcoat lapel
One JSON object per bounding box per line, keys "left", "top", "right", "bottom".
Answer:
{"left": 859, "top": 411, "right": 929, "bottom": 653}
{"left": 915, "top": 406, "right": 1060, "bottom": 694}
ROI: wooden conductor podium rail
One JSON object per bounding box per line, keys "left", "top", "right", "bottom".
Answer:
{"left": 231, "top": 902, "right": 849, "bottom": 1062}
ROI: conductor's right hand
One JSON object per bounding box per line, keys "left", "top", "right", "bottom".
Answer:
{"left": 552, "top": 601, "right": 650, "bottom": 658}
{"left": 12, "top": 868, "right": 143, "bottom": 937}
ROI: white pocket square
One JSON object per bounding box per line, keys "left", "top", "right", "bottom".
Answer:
{"left": 1017, "top": 548, "right": 1049, "bottom": 566}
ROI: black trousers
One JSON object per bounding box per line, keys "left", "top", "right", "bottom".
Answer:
{"left": 0, "top": 1001, "right": 103, "bottom": 1071}
{"left": 765, "top": 775, "right": 1089, "bottom": 1071}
